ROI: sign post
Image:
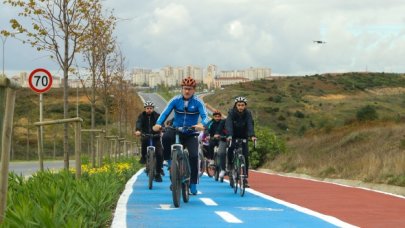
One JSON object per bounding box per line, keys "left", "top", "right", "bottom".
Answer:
{"left": 28, "top": 68, "right": 53, "bottom": 171}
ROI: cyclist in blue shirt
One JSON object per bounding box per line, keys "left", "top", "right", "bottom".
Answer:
{"left": 153, "top": 76, "right": 209, "bottom": 195}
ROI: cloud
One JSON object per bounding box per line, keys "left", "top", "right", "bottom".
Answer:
{"left": 2, "top": 0, "right": 405, "bottom": 75}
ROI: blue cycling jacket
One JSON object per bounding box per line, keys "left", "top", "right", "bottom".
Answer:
{"left": 156, "top": 94, "right": 210, "bottom": 132}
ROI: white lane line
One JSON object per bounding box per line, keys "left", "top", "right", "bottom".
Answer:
{"left": 157, "top": 204, "right": 178, "bottom": 210}
{"left": 252, "top": 170, "right": 405, "bottom": 199}
{"left": 199, "top": 198, "right": 218, "bottom": 206}
{"left": 111, "top": 168, "right": 144, "bottom": 228}
{"left": 215, "top": 211, "right": 243, "bottom": 223}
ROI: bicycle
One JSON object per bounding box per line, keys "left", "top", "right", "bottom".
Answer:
{"left": 230, "top": 138, "right": 248, "bottom": 197}
{"left": 206, "top": 136, "right": 227, "bottom": 181}
{"left": 165, "top": 126, "right": 195, "bottom": 208}
{"left": 143, "top": 133, "right": 160, "bottom": 190}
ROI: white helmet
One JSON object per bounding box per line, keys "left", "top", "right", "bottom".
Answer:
{"left": 143, "top": 101, "right": 155, "bottom": 108}
{"left": 234, "top": 96, "right": 247, "bottom": 104}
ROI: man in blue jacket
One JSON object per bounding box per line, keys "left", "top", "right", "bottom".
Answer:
{"left": 153, "top": 76, "right": 209, "bottom": 195}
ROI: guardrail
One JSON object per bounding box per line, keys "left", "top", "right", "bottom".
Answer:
{"left": 0, "top": 76, "right": 20, "bottom": 222}
{"left": 82, "top": 129, "right": 105, "bottom": 167}
{"left": 34, "top": 117, "right": 83, "bottom": 179}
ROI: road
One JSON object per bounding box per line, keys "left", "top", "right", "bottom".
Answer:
{"left": 9, "top": 160, "right": 75, "bottom": 176}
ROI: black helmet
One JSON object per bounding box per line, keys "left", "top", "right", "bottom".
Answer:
{"left": 143, "top": 101, "right": 155, "bottom": 108}
{"left": 234, "top": 96, "right": 247, "bottom": 105}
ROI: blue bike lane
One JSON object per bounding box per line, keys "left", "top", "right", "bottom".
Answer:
{"left": 112, "top": 169, "right": 356, "bottom": 228}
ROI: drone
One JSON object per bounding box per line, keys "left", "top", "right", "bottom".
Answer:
{"left": 313, "top": 40, "right": 326, "bottom": 44}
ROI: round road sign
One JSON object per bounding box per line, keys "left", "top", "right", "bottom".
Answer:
{"left": 28, "top": 68, "right": 53, "bottom": 93}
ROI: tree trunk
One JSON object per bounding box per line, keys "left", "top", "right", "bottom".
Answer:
{"left": 63, "top": 0, "right": 69, "bottom": 170}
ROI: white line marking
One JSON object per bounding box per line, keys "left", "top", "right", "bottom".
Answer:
{"left": 245, "top": 187, "right": 358, "bottom": 228}
{"left": 157, "top": 204, "right": 177, "bottom": 210}
{"left": 220, "top": 177, "right": 357, "bottom": 228}
{"left": 252, "top": 170, "right": 405, "bottom": 199}
{"left": 215, "top": 211, "right": 243, "bottom": 223}
{"left": 111, "top": 168, "right": 144, "bottom": 228}
{"left": 237, "top": 207, "right": 283, "bottom": 212}
{"left": 200, "top": 198, "right": 218, "bottom": 206}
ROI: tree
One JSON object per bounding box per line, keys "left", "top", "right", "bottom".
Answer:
{"left": 3, "top": 0, "right": 92, "bottom": 169}
{"left": 79, "top": 1, "right": 116, "bottom": 167}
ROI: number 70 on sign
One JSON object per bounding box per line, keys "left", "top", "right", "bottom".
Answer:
{"left": 28, "top": 68, "right": 53, "bottom": 93}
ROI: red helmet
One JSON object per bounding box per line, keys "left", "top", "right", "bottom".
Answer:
{"left": 212, "top": 109, "right": 221, "bottom": 116}
{"left": 181, "top": 76, "right": 197, "bottom": 87}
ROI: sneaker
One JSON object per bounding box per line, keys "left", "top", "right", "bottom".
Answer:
{"left": 189, "top": 184, "right": 197, "bottom": 195}
{"left": 154, "top": 174, "right": 162, "bottom": 182}
{"left": 139, "top": 157, "right": 146, "bottom": 164}
{"left": 209, "top": 160, "right": 215, "bottom": 166}
{"left": 219, "top": 170, "right": 226, "bottom": 178}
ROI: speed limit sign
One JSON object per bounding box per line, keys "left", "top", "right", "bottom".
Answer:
{"left": 28, "top": 68, "right": 53, "bottom": 93}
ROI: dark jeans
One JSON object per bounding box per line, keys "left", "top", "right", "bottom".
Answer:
{"left": 227, "top": 138, "right": 249, "bottom": 177}
{"left": 141, "top": 136, "right": 163, "bottom": 173}
{"left": 162, "top": 128, "right": 199, "bottom": 184}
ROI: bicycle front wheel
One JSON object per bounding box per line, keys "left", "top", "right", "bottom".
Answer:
{"left": 147, "top": 149, "right": 155, "bottom": 190}
{"left": 171, "top": 152, "right": 181, "bottom": 208}
{"left": 239, "top": 155, "right": 246, "bottom": 197}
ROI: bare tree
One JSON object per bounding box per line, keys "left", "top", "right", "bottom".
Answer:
{"left": 2, "top": 0, "right": 93, "bottom": 169}
{"left": 79, "top": 1, "right": 116, "bottom": 167}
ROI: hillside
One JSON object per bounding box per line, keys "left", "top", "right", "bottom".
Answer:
{"left": 204, "top": 72, "right": 405, "bottom": 186}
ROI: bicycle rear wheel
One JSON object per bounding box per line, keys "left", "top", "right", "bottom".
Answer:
{"left": 147, "top": 149, "right": 155, "bottom": 190}
{"left": 171, "top": 151, "right": 181, "bottom": 208}
{"left": 239, "top": 155, "right": 246, "bottom": 197}
{"left": 198, "top": 151, "right": 205, "bottom": 178}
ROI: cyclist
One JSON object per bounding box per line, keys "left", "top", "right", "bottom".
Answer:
{"left": 153, "top": 76, "right": 209, "bottom": 195}
{"left": 208, "top": 110, "right": 228, "bottom": 179}
{"left": 225, "top": 96, "right": 256, "bottom": 187}
{"left": 198, "top": 129, "right": 210, "bottom": 159}
{"left": 134, "top": 101, "right": 163, "bottom": 182}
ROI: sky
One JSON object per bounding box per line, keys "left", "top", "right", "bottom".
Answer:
{"left": 1, "top": 0, "right": 405, "bottom": 77}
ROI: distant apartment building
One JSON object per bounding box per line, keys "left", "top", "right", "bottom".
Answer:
{"left": 130, "top": 65, "right": 271, "bottom": 88}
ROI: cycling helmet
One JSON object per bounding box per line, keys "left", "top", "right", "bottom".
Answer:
{"left": 181, "top": 76, "right": 197, "bottom": 87}
{"left": 143, "top": 101, "right": 155, "bottom": 108}
{"left": 212, "top": 109, "right": 222, "bottom": 116}
{"left": 234, "top": 96, "right": 247, "bottom": 104}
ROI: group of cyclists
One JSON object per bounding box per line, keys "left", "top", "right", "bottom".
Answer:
{"left": 134, "top": 76, "right": 256, "bottom": 195}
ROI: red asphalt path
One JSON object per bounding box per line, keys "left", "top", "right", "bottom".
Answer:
{"left": 249, "top": 170, "right": 405, "bottom": 228}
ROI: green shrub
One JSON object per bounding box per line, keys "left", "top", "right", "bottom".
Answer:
{"left": 249, "top": 126, "right": 286, "bottom": 168}
{"left": 3, "top": 158, "right": 140, "bottom": 227}
{"left": 356, "top": 105, "right": 378, "bottom": 121}
{"left": 294, "top": 110, "right": 305, "bottom": 118}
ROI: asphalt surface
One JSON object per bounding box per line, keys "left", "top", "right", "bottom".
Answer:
{"left": 9, "top": 160, "right": 75, "bottom": 176}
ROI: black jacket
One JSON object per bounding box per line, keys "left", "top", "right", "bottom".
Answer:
{"left": 207, "top": 119, "right": 227, "bottom": 137}
{"left": 225, "top": 108, "right": 255, "bottom": 139}
{"left": 135, "top": 111, "right": 160, "bottom": 134}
